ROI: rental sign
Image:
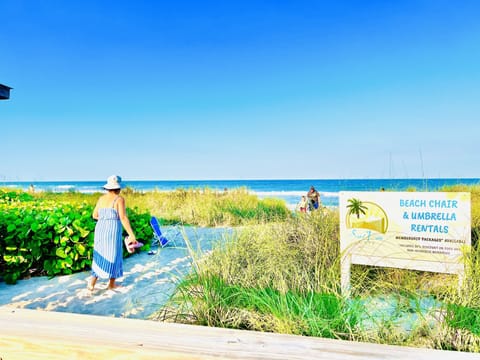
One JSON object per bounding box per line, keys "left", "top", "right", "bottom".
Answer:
{"left": 339, "top": 191, "right": 471, "bottom": 292}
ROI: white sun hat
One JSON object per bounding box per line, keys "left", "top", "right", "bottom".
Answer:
{"left": 103, "top": 175, "right": 122, "bottom": 190}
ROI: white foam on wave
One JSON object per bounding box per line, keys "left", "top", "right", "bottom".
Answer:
{"left": 319, "top": 192, "right": 338, "bottom": 198}
{"left": 253, "top": 190, "right": 338, "bottom": 198}
{"left": 79, "top": 189, "right": 100, "bottom": 194}
{"left": 56, "top": 185, "right": 75, "bottom": 190}
{"left": 50, "top": 185, "right": 101, "bottom": 194}
{"left": 254, "top": 190, "right": 307, "bottom": 197}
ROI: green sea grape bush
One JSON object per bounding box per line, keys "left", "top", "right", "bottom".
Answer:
{"left": 41, "top": 203, "right": 97, "bottom": 278}
{"left": 0, "top": 189, "right": 35, "bottom": 204}
{"left": 0, "top": 193, "right": 153, "bottom": 284}
{"left": 0, "top": 200, "right": 94, "bottom": 283}
{"left": 125, "top": 207, "right": 153, "bottom": 249}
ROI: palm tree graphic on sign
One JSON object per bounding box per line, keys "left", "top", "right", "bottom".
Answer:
{"left": 346, "top": 198, "right": 388, "bottom": 234}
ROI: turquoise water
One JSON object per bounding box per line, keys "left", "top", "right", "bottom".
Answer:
{"left": 3, "top": 178, "right": 479, "bottom": 208}
{"left": 352, "top": 294, "right": 444, "bottom": 334}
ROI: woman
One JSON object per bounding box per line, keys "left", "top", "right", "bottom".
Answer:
{"left": 87, "top": 175, "right": 137, "bottom": 291}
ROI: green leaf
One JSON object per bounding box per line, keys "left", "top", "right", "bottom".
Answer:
{"left": 79, "top": 228, "right": 90, "bottom": 238}
{"left": 7, "top": 223, "right": 16, "bottom": 232}
{"left": 75, "top": 243, "right": 86, "bottom": 255}
{"left": 31, "top": 222, "right": 40, "bottom": 232}
{"left": 55, "top": 248, "right": 67, "bottom": 259}
{"left": 55, "top": 224, "right": 66, "bottom": 233}
{"left": 60, "top": 236, "right": 69, "bottom": 246}
{"left": 47, "top": 216, "right": 57, "bottom": 226}
{"left": 3, "top": 255, "right": 26, "bottom": 264}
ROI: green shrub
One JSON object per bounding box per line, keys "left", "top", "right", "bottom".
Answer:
{"left": 0, "top": 189, "right": 153, "bottom": 284}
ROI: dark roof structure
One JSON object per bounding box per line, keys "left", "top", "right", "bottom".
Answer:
{"left": 0, "top": 84, "right": 12, "bottom": 100}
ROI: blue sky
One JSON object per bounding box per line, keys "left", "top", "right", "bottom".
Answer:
{"left": 1, "top": 0, "right": 479, "bottom": 181}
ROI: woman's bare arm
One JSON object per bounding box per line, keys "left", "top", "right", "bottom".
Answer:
{"left": 116, "top": 196, "right": 137, "bottom": 243}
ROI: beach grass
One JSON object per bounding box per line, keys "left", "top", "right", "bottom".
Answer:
{"left": 123, "top": 187, "right": 291, "bottom": 226}
{"left": 24, "top": 186, "right": 291, "bottom": 227}
{"left": 156, "top": 184, "right": 480, "bottom": 352}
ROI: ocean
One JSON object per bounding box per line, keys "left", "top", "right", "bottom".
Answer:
{"left": 3, "top": 178, "right": 480, "bottom": 209}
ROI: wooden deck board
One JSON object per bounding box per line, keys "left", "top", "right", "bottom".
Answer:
{"left": 0, "top": 306, "right": 478, "bottom": 359}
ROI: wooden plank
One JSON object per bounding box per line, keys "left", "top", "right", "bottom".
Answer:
{"left": 0, "top": 306, "right": 478, "bottom": 360}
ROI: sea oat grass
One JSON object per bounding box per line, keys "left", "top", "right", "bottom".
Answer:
{"left": 14, "top": 186, "right": 290, "bottom": 227}
{"left": 196, "top": 209, "right": 340, "bottom": 294}
{"left": 430, "top": 326, "right": 480, "bottom": 352}
{"left": 163, "top": 210, "right": 352, "bottom": 337}
{"left": 168, "top": 273, "right": 359, "bottom": 338}
{"left": 161, "top": 184, "right": 480, "bottom": 350}
{"left": 124, "top": 187, "right": 291, "bottom": 226}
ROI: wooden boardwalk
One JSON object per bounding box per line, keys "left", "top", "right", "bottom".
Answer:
{"left": 1, "top": 306, "right": 478, "bottom": 359}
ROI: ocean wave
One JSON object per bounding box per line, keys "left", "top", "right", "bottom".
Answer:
{"left": 253, "top": 191, "right": 306, "bottom": 197}
{"left": 2, "top": 184, "right": 18, "bottom": 188}
{"left": 78, "top": 189, "right": 100, "bottom": 194}
{"left": 319, "top": 192, "right": 338, "bottom": 198}
{"left": 56, "top": 185, "right": 76, "bottom": 189}
{"left": 253, "top": 190, "right": 338, "bottom": 198}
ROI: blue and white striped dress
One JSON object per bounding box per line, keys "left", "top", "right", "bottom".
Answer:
{"left": 91, "top": 197, "right": 123, "bottom": 279}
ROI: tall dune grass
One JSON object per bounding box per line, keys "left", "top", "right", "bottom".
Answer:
{"left": 157, "top": 185, "right": 480, "bottom": 351}
{"left": 157, "top": 210, "right": 359, "bottom": 339}
{"left": 200, "top": 210, "right": 340, "bottom": 294}
{"left": 124, "top": 187, "right": 290, "bottom": 226}
{"left": 23, "top": 186, "right": 290, "bottom": 227}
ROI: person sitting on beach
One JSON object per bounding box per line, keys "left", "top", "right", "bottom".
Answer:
{"left": 296, "top": 195, "right": 308, "bottom": 213}
{"left": 307, "top": 186, "right": 321, "bottom": 211}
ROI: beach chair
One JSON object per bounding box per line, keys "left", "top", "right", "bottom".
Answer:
{"left": 150, "top": 216, "right": 178, "bottom": 247}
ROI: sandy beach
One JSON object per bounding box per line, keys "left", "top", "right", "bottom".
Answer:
{"left": 0, "top": 226, "right": 229, "bottom": 319}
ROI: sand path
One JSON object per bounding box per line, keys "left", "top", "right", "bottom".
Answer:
{"left": 0, "top": 226, "right": 229, "bottom": 319}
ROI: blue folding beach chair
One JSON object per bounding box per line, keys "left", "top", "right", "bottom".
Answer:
{"left": 150, "top": 216, "right": 178, "bottom": 247}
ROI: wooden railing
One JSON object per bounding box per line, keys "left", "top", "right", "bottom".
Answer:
{"left": 1, "top": 306, "right": 478, "bottom": 359}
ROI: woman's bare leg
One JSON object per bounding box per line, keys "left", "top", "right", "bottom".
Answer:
{"left": 107, "top": 278, "right": 121, "bottom": 289}
{"left": 88, "top": 276, "right": 97, "bottom": 291}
